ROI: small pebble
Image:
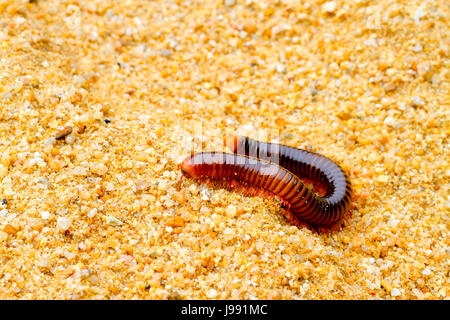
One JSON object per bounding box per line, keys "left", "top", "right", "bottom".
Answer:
{"left": 166, "top": 216, "right": 185, "bottom": 227}
{"left": 38, "top": 257, "right": 50, "bottom": 269}
{"left": 173, "top": 192, "right": 187, "bottom": 204}
{"left": 72, "top": 166, "right": 88, "bottom": 176}
{"left": 88, "top": 208, "right": 97, "bottom": 218}
{"left": 105, "top": 182, "right": 115, "bottom": 192}
{"left": 206, "top": 288, "right": 218, "bottom": 298}
{"left": 413, "top": 44, "right": 423, "bottom": 53}
{"left": 65, "top": 134, "right": 75, "bottom": 144}
{"left": 276, "top": 63, "right": 286, "bottom": 74}
{"left": 412, "top": 96, "right": 425, "bottom": 107}
{"left": 161, "top": 49, "right": 172, "bottom": 57}
{"left": 56, "top": 217, "right": 71, "bottom": 231}
{"left": 384, "top": 82, "right": 396, "bottom": 92}
{"left": 255, "top": 240, "right": 265, "bottom": 252}
{"left": 384, "top": 117, "right": 397, "bottom": 127}
{"left": 322, "top": 1, "right": 336, "bottom": 13}
{"left": 377, "top": 175, "right": 389, "bottom": 184}
{"left": 421, "top": 268, "right": 431, "bottom": 276}
{"left": 226, "top": 204, "right": 237, "bottom": 218}
{"left": 200, "top": 188, "right": 211, "bottom": 201}
{"left": 224, "top": 0, "right": 235, "bottom": 7}
{"left": 0, "top": 231, "right": 8, "bottom": 242}
{"left": 106, "top": 215, "right": 123, "bottom": 226}
{"left": 3, "top": 224, "right": 18, "bottom": 234}
{"left": 79, "top": 188, "right": 91, "bottom": 201}
{"left": 44, "top": 137, "right": 56, "bottom": 145}
{"left": 390, "top": 288, "right": 401, "bottom": 297}
{"left": 414, "top": 8, "right": 427, "bottom": 22}
{"left": 0, "top": 165, "right": 6, "bottom": 178}
{"left": 91, "top": 163, "right": 108, "bottom": 176}
{"left": 40, "top": 211, "right": 50, "bottom": 220}
{"left": 55, "top": 126, "right": 73, "bottom": 140}
{"left": 48, "top": 159, "right": 63, "bottom": 171}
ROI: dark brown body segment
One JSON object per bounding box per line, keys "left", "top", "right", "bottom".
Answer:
{"left": 227, "top": 136, "right": 353, "bottom": 229}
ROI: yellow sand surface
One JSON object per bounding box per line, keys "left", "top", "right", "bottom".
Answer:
{"left": 0, "top": 0, "right": 448, "bottom": 299}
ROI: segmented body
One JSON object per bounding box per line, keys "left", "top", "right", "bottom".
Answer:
{"left": 227, "top": 136, "right": 353, "bottom": 229}
{"left": 180, "top": 138, "right": 353, "bottom": 232}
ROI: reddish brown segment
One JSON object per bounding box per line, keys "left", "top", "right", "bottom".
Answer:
{"left": 180, "top": 148, "right": 352, "bottom": 232}
{"left": 226, "top": 135, "right": 353, "bottom": 229}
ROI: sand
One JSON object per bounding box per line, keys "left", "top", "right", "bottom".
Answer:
{"left": 0, "top": 0, "right": 448, "bottom": 299}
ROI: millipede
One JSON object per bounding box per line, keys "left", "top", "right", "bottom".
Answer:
{"left": 180, "top": 136, "right": 353, "bottom": 233}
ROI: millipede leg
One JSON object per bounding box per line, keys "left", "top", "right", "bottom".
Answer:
{"left": 177, "top": 174, "right": 184, "bottom": 191}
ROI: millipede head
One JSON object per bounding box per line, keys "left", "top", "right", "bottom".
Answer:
{"left": 180, "top": 155, "right": 198, "bottom": 179}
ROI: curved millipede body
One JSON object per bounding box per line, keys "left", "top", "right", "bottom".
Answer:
{"left": 226, "top": 136, "right": 353, "bottom": 223}
{"left": 180, "top": 137, "right": 353, "bottom": 232}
